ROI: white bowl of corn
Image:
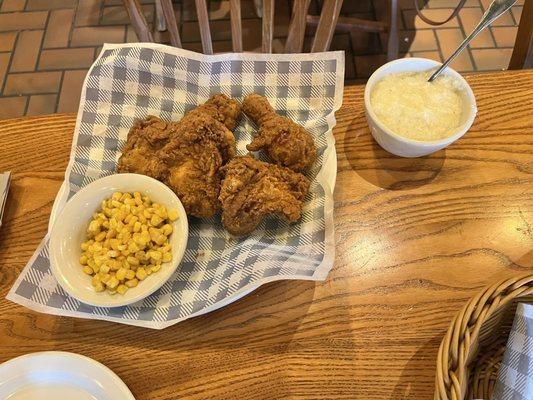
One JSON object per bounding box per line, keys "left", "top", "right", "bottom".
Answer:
{"left": 49, "top": 173, "right": 188, "bottom": 308}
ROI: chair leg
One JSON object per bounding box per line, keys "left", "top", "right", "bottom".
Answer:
{"left": 123, "top": 0, "right": 154, "bottom": 42}
{"left": 155, "top": 0, "right": 167, "bottom": 32}
{"left": 387, "top": 0, "right": 399, "bottom": 60}
{"left": 160, "top": 0, "right": 182, "bottom": 47}
{"left": 509, "top": 0, "right": 533, "bottom": 69}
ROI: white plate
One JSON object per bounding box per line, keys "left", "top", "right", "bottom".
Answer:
{"left": 0, "top": 351, "right": 135, "bottom": 400}
{"left": 49, "top": 173, "right": 189, "bottom": 308}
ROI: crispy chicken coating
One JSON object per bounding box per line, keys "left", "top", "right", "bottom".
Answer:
{"left": 117, "top": 94, "right": 241, "bottom": 218}
{"left": 243, "top": 93, "right": 317, "bottom": 171}
{"left": 219, "top": 156, "right": 310, "bottom": 236}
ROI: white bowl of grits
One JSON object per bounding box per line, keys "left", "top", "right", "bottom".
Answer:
{"left": 364, "top": 58, "right": 477, "bottom": 157}
{"left": 49, "top": 173, "right": 188, "bottom": 308}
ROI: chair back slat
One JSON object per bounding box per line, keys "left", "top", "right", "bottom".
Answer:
{"left": 229, "top": 0, "right": 243, "bottom": 52}
{"left": 195, "top": 0, "right": 214, "bottom": 54}
{"left": 509, "top": 0, "right": 533, "bottom": 69}
{"left": 261, "top": 0, "right": 274, "bottom": 53}
{"left": 159, "top": 0, "right": 182, "bottom": 47}
{"left": 311, "top": 0, "right": 343, "bottom": 53}
{"left": 285, "top": 0, "right": 311, "bottom": 53}
{"left": 123, "top": 0, "right": 154, "bottom": 42}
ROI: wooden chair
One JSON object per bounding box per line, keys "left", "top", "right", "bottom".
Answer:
{"left": 509, "top": 0, "right": 532, "bottom": 69}
{"left": 123, "top": 0, "right": 399, "bottom": 58}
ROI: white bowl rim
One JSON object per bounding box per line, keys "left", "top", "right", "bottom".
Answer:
{"left": 49, "top": 173, "right": 189, "bottom": 308}
{"left": 364, "top": 57, "right": 478, "bottom": 147}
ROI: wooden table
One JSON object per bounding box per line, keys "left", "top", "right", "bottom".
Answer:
{"left": 0, "top": 70, "right": 532, "bottom": 399}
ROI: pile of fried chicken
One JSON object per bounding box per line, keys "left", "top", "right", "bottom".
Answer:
{"left": 117, "top": 93, "right": 317, "bottom": 236}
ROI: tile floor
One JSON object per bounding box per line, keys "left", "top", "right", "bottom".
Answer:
{"left": 0, "top": 0, "right": 523, "bottom": 119}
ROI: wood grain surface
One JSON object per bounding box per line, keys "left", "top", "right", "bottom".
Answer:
{"left": 0, "top": 71, "right": 532, "bottom": 399}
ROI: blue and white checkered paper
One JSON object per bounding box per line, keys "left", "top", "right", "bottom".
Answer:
{"left": 493, "top": 303, "right": 533, "bottom": 400}
{"left": 7, "top": 43, "right": 344, "bottom": 329}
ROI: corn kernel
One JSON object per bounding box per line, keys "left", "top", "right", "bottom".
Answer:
{"left": 83, "top": 265, "right": 93, "bottom": 275}
{"left": 125, "top": 270, "right": 136, "bottom": 280}
{"left": 80, "top": 255, "right": 88, "bottom": 265}
{"left": 106, "top": 276, "right": 119, "bottom": 289}
{"left": 151, "top": 264, "right": 161, "bottom": 273}
{"left": 107, "top": 250, "right": 118, "bottom": 258}
{"left": 125, "top": 278, "right": 138, "bottom": 288}
{"left": 94, "top": 231, "right": 106, "bottom": 242}
{"left": 112, "top": 192, "right": 122, "bottom": 201}
{"left": 94, "top": 281, "right": 105, "bottom": 292}
{"left": 88, "top": 220, "right": 100, "bottom": 233}
{"left": 126, "top": 256, "right": 139, "bottom": 266}
{"left": 150, "top": 214, "right": 163, "bottom": 227}
{"left": 161, "top": 224, "right": 173, "bottom": 236}
{"left": 81, "top": 242, "right": 90, "bottom": 251}
{"left": 136, "top": 268, "right": 147, "bottom": 281}
{"left": 149, "top": 250, "right": 162, "bottom": 262}
{"left": 168, "top": 209, "right": 179, "bottom": 221}
{"left": 117, "top": 284, "right": 128, "bottom": 295}
{"left": 116, "top": 268, "right": 127, "bottom": 281}
{"left": 162, "top": 252, "right": 172, "bottom": 263}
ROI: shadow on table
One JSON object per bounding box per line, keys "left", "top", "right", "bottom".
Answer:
{"left": 391, "top": 335, "right": 442, "bottom": 398}
{"left": 350, "top": 138, "right": 446, "bottom": 191}
{"left": 58, "top": 279, "right": 317, "bottom": 352}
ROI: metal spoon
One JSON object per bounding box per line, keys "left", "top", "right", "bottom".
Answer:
{"left": 428, "top": 0, "right": 518, "bottom": 82}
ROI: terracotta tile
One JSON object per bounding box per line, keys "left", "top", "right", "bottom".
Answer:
{"left": 1, "top": 0, "right": 26, "bottom": 12}
{"left": 39, "top": 48, "right": 95, "bottom": 70}
{"left": 0, "top": 11, "right": 47, "bottom": 31}
{"left": 435, "top": 28, "right": 474, "bottom": 71}
{"left": 10, "top": 30, "right": 44, "bottom": 72}
{"left": 425, "top": 0, "right": 478, "bottom": 7}
{"left": 75, "top": 0, "right": 102, "bottom": 26}
{"left": 4, "top": 71, "right": 62, "bottom": 95}
{"left": 43, "top": 9, "right": 74, "bottom": 48}
{"left": 126, "top": 25, "right": 139, "bottom": 42}
{"left": 491, "top": 26, "right": 518, "bottom": 47}
{"left": 354, "top": 54, "right": 388, "bottom": 78}
{"left": 71, "top": 26, "right": 125, "bottom": 46}
{"left": 181, "top": 17, "right": 272, "bottom": 45}
{"left": 153, "top": 26, "right": 170, "bottom": 44}
{"left": 0, "top": 97, "right": 27, "bottom": 119}
{"left": 511, "top": 6, "right": 522, "bottom": 23}
{"left": 0, "top": 53, "right": 10, "bottom": 88}
{"left": 400, "top": 29, "right": 438, "bottom": 52}
{"left": 101, "top": 4, "right": 154, "bottom": 25}
{"left": 26, "top": 0, "right": 75, "bottom": 10}
{"left": 57, "top": 69, "right": 88, "bottom": 113}
{"left": 410, "top": 50, "right": 442, "bottom": 62}
{"left": 27, "top": 94, "right": 57, "bottom": 115}
{"left": 479, "top": 0, "right": 515, "bottom": 24}
{"left": 402, "top": 9, "right": 459, "bottom": 29}
{"left": 459, "top": 8, "right": 495, "bottom": 47}
{"left": 0, "top": 32, "right": 18, "bottom": 52}
{"left": 471, "top": 48, "right": 512, "bottom": 70}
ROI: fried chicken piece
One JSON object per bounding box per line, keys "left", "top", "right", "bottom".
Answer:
{"left": 219, "top": 156, "right": 310, "bottom": 236}
{"left": 162, "top": 112, "right": 237, "bottom": 218}
{"left": 243, "top": 93, "right": 317, "bottom": 171}
{"left": 117, "top": 94, "right": 241, "bottom": 218}
{"left": 116, "top": 116, "right": 170, "bottom": 180}
{"left": 187, "top": 93, "right": 242, "bottom": 130}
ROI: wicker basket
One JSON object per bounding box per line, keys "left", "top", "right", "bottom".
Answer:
{"left": 435, "top": 273, "right": 533, "bottom": 400}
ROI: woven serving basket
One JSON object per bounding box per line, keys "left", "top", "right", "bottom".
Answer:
{"left": 435, "top": 273, "right": 533, "bottom": 400}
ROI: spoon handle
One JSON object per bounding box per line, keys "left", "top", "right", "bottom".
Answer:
{"left": 428, "top": 0, "right": 518, "bottom": 82}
